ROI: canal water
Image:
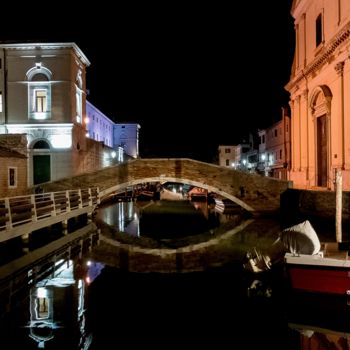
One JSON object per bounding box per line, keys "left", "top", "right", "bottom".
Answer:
{"left": 95, "top": 199, "right": 232, "bottom": 239}
{"left": 1, "top": 201, "right": 350, "bottom": 349}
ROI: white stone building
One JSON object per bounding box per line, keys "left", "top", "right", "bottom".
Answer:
{"left": 113, "top": 123, "right": 140, "bottom": 159}
{"left": 86, "top": 102, "right": 140, "bottom": 161}
{"left": 86, "top": 101, "right": 114, "bottom": 147}
{"left": 0, "top": 42, "right": 90, "bottom": 186}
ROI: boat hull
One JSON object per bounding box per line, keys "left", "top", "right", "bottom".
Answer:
{"left": 285, "top": 253, "right": 350, "bottom": 295}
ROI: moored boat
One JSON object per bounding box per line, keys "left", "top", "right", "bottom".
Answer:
{"left": 283, "top": 220, "right": 350, "bottom": 295}
{"left": 285, "top": 244, "right": 350, "bottom": 295}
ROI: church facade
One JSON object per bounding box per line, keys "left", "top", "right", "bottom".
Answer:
{"left": 286, "top": 0, "right": 350, "bottom": 190}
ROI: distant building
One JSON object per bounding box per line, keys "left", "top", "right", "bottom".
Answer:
{"left": 218, "top": 143, "right": 250, "bottom": 170}
{"left": 264, "top": 108, "right": 291, "bottom": 180}
{"left": 113, "top": 123, "right": 140, "bottom": 159}
{"left": 286, "top": 0, "right": 350, "bottom": 189}
{"left": 86, "top": 101, "right": 114, "bottom": 147}
{"left": 257, "top": 129, "right": 267, "bottom": 175}
{"left": 218, "top": 145, "right": 235, "bottom": 167}
{"left": 86, "top": 102, "right": 140, "bottom": 159}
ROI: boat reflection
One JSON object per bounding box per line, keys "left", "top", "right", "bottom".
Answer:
{"left": 286, "top": 291, "right": 350, "bottom": 349}
{"left": 289, "top": 322, "right": 350, "bottom": 350}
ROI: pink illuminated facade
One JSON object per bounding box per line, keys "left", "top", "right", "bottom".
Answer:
{"left": 286, "top": 0, "right": 350, "bottom": 190}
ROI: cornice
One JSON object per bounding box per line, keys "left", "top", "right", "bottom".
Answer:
{"left": 0, "top": 42, "right": 90, "bottom": 66}
{"left": 286, "top": 20, "right": 350, "bottom": 91}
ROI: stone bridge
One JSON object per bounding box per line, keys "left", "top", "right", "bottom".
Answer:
{"left": 38, "top": 158, "right": 292, "bottom": 213}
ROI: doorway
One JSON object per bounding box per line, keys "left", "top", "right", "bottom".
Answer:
{"left": 33, "top": 155, "right": 51, "bottom": 185}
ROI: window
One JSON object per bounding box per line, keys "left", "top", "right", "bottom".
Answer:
{"left": 225, "top": 148, "right": 231, "bottom": 153}
{"left": 274, "top": 129, "right": 277, "bottom": 137}
{"left": 0, "top": 92, "right": 2, "bottom": 113}
{"left": 8, "top": 167, "right": 17, "bottom": 188}
{"left": 280, "top": 149, "right": 282, "bottom": 159}
{"left": 27, "top": 66, "right": 52, "bottom": 120}
{"left": 76, "top": 88, "right": 82, "bottom": 123}
{"left": 34, "top": 90, "right": 47, "bottom": 112}
{"left": 36, "top": 297, "right": 49, "bottom": 319}
{"left": 226, "top": 159, "right": 229, "bottom": 166}
{"left": 29, "top": 84, "right": 51, "bottom": 119}
{"left": 316, "top": 14, "right": 323, "bottom": 46}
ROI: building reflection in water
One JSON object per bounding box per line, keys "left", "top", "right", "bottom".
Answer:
{"left": 25, "top": 258, "right": 104, "bottom": 349}
{"left": 100, "top": 201, "right": 140, "bottom": 236}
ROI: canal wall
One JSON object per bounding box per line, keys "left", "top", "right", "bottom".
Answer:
{"left": 280, "top": 188, "right": 350, "bottom": 240}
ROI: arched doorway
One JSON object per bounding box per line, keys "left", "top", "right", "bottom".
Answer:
{"left": 33, "top": 140, "right": 51, "bottom": 185}
{"left": 310, "top": 86, "right": 332, "bottom": 188}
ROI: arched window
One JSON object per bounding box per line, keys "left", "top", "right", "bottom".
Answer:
{"left": 27, "top": 65, "right": 52, "bottom": 120}
{"left": 75, "top": 69, "right": 83, "bottom": 124}
{"left": 33, "top": 140, "right": 50, "bottom": 149}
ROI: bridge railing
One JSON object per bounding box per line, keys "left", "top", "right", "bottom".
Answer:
{"left": 0, "top": 187, "right": 99, "bottom": 233}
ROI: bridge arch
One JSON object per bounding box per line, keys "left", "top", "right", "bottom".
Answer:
{"left": 101, "top": 177, "right": 255, "bottom": 212}
{"left": 39, "top": 158, "right": 292, "bottom": 213}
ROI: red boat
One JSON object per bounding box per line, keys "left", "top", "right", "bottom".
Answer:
{"left": 282, "top": 220, "right": 350, "bottom": 295}
{"left": 285, "top": 247, "right": 350, "bottom": 295}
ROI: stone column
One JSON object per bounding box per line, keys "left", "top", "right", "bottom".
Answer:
{"left": 302, "top": 89, "right": 309, "bottom": 182}
{"left": 335, "top": 61, "right": 345, "bottom": 169}
{"left": 289, "top": 100, "right": 295, "bottom": 172}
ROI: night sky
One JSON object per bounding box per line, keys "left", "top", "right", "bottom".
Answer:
{"left": 1, "top": 1, "right": 295, "bottom": 162}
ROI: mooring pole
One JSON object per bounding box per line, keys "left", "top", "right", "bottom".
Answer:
{"left": 335, "top": 168, "right": 342, "bottom": 243}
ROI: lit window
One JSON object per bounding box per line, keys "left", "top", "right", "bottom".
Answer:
{"left": 8, "top": 167, "right": 17, "bottom": 188}
{"left": 27, "top": 67, "right": 52, "bottom": 120}
{"left": 34, "top": 89, "right": 47, "bottom": 112}
{"left": 36, "top": 297, "right": 49, "bottom": 319}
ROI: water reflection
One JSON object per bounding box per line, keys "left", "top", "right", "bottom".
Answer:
{"left": 99, "top": 201, "right": 140, "bottom": 236}
{"left": 2, "top": 201, "right": 350, "bottom": 349}
{"left": 2, "top": 254, "right": 350, "bottom": 349}
{"left": 96, "top": 200, "right": 239, "bottom": 239}
{"left": 286, "top": 291, "right": 350, "bottom": 349}
{"left": 1, "top": 257, "right": 105, "bottom": 349}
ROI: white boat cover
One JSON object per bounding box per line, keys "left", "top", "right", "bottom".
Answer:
{"left": 280, "top": 220, "right": 321, "bottom": 255}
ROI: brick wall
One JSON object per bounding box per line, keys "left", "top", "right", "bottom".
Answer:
{"left": 0, "top": 157, "right": 27, "bottom": 197}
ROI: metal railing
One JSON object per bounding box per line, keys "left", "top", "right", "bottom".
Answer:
{"left": 0, "top": 188, "right": 99, "bottom": 242}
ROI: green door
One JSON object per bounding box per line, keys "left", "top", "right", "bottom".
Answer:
{"left": 33, "top": 155, "right": 51, "bottom": 185}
